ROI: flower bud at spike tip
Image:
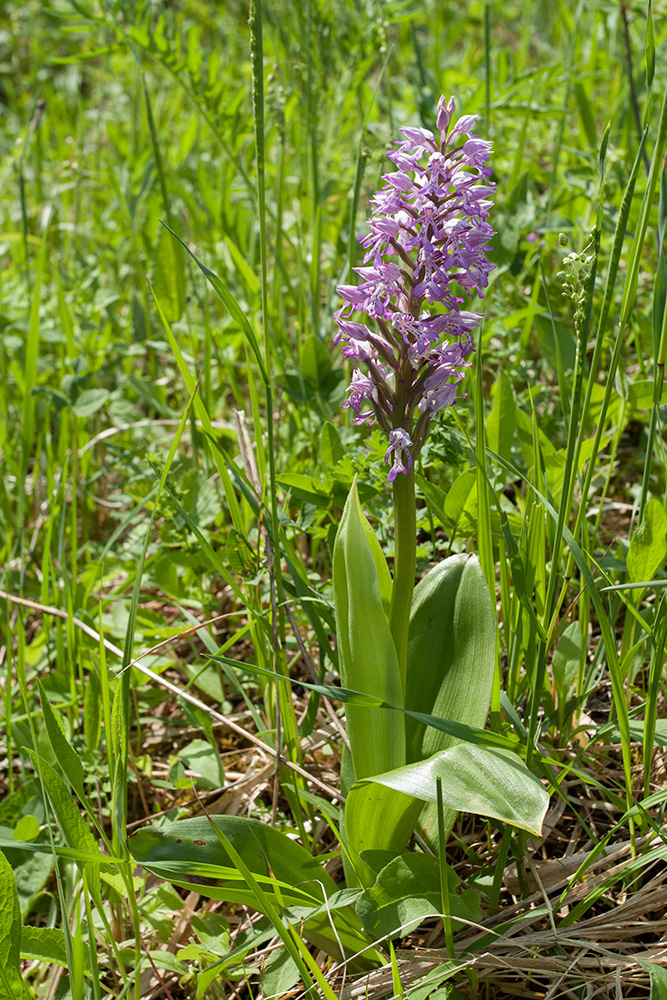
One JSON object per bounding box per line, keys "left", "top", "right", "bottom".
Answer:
{"left": 334, "top": 96, "right": 495, "bottom": 480}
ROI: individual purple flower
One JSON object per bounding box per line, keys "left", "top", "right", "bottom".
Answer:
{"left": 334, "top": 95, "right": 494, "bottom": 481}
{"left": 344, "top": 369, "right": 377, "bottom": 425}
{"left": 385, "top": 429, "right": 413, "bottom": 482}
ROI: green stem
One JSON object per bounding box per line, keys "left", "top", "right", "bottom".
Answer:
{"left": 389, "top": 469, "right": 416, "bottom": 695}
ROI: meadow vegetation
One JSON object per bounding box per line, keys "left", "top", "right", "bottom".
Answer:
{"left": 2, "top": 1, "right": 667, "bottom": 997}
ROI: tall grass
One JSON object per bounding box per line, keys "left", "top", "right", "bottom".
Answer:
{"left": 2, "top": 1, "right": 667, "bottom": 997}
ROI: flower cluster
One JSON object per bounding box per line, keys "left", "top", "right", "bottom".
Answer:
{"left": 334, "top": 96, "right": 495, "bottom": 482}
{"left": 556, "top": 232, "right": 596, "bottom": 338}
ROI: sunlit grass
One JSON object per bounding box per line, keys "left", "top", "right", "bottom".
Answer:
{"left": 2, "top": 1, "right": 667, "bottom": 997}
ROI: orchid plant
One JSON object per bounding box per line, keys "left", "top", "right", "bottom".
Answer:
{"left": 334, "top": 94, "right": 496, "bottom": 681}
{"left": 129, "top": 96, "right": 549, "bottom": 973}
{"left": 331, "top": 95, "right": 547, "bottom": 891}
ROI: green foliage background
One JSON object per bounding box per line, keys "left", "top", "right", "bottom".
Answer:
{"left": 3, "top": 0, "right": 667, "bottom": 996}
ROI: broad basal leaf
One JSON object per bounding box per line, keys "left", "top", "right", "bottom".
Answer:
{"left": 405, "top": 554, "right": 496, "bottom": 846}
{"left": 344, "top": 782, "right": 422, "bottom": 890}
{"left": 333, "top": 480, "right": 404, "bottom": 781}
{"left": 129, "top": 815, "right": 382, "bottom": 969}
{"left": 356, "top": 852, "right": 481, "bottom": 940}
{"left": 358, "top": 744, "right": 549, "bottom": 837}
{"left": 405, "top": 554, "right": 496, "bottom": 762}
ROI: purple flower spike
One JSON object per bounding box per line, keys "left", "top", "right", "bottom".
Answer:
{"left": 334, "top": 96, "right": 495, "bottom": 481}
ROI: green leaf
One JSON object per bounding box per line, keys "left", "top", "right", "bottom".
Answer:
{"left": 405, "top": 966, "right": 461, "bottom": 1000}
{"left": 341, "top": 561, "right": 497, "bottom": 885}
{"left": 1, "top": 813, "right": 56, "bottom": 914}
{"left": 332, "top": 480, "right": 404, "bottom": 781}
{"left": 125, "top": 374, "right": 176, "bottom": 418}
{"left": 190, "top": 801, "right": 328, "bottom": 994}
{"left": 129, "top": 815, "right": 381, "bottom": 969}
{"left": 0, "top": 836, "right": 122, "bottom": 867}
{"left": 38, "top": 682, "right": 85, "bottom": 797}
{"left": 152, "top": 223, "right": 185, "bottom": 324}
{"left": 161, "top": 223, "right": 267, "bottom": 384}
{"left": 574, "top": 81, "right": 597, "bottom": 148}
{"left": 405, "top": 554, "right": 497, "bottom": 847}
{"left": 261, "top": 947, "right": 301, "bottom": 998}
{"left": 499, "top": 511, "right": 546, "bottom": 641}
{"left": 294, "top": 338, "right": 344, "bottom": 405}
{"left": 333, "top": 481, "right": 410, "bottom": 883}
{"left": 357, "top": 504, "right": 393, "bottom": 622}
{"left": 24, "top": 749, "right": 104, "bottom": 908}
{"left": 72, "top": 388, "right": 109, "bottom": 418}
{"left": 20, "top": 925, "right": 74, "bottom": 970}
{"left": 606, "top": 719, "right": 667, "bottom": 746}
{"left": 100, "top": 870, "right": 144, "bottom": 901}
{"left": 195, "top": 960, "right": 230, "bottom": 998}
{"left": 278, "top": 472, "right": 332, "bottom": 507}
{"left": 406, "top": 555, "right": 496, "bottom": 762}
{"left": 129, "top": 816, "right": 331, "bottom": 909}
{"left": 12, "top": 816, "right": 39, "bottom": 843}
{"left": 224, "top": 657, "right": 520, "bottom": 750}
{"left": 321, "top": 421, "right": 345, "bottom": 467}
{"left": 0, "top": 781, "right": 39, "bottom": 827}
{"left": 83, "top": 669, "right": 102, "bottom": 752}
{"left": 11, "top": 852, "right": 54, "bottom": 915}
{"left": 443, "top": 470, "right": 477, "bottom": 528}
{"left": 190, "top": 911, "right": 229, "bottom": 952}
{"left": 283, "top": 887, "right": 364, "bottom": 924}
{"left": 301, "top": 336, "right": 332, "bottom": 391}
{"left": 415, "top": 473, "right": 448, "bottom": 527}
{"left": 627, "top": 498, "right": 667, "bottom": 584}
{"left": 486, "top": 369, "right": 516, "bottom": 466}
{"left": 356, "top": 853, "right": 481, "bottom": 940}
{"left": 646, "top": 0, "right": 656, "bottom": 92}
{"left": 552, "top": 621, "right": 582, "bottom": 706}
{"left": 515, "top": 406, "right": 555, "bottom": 469}
{"left": 625, "top": 378, "right": 667, "bottom": 409}
{"left": 344, "top": 783, "right": 423, "bottom": 890}
{"left": 0, "top": 852, "right": 30, "bottom": 1000}
{"left": 25, "top": 751, "right": 95, "bottom": 855}
{"left": 144, "top": 950, "right": 187, "bottom": 975}
{"left": 359, "top": 744, "right": 549, "bottom": 837}
{"left": 178, "top": 739, "right": 225, "bottom": 790}
{"left": 638, "top": 958, "right": 667, "bottom": 1000}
